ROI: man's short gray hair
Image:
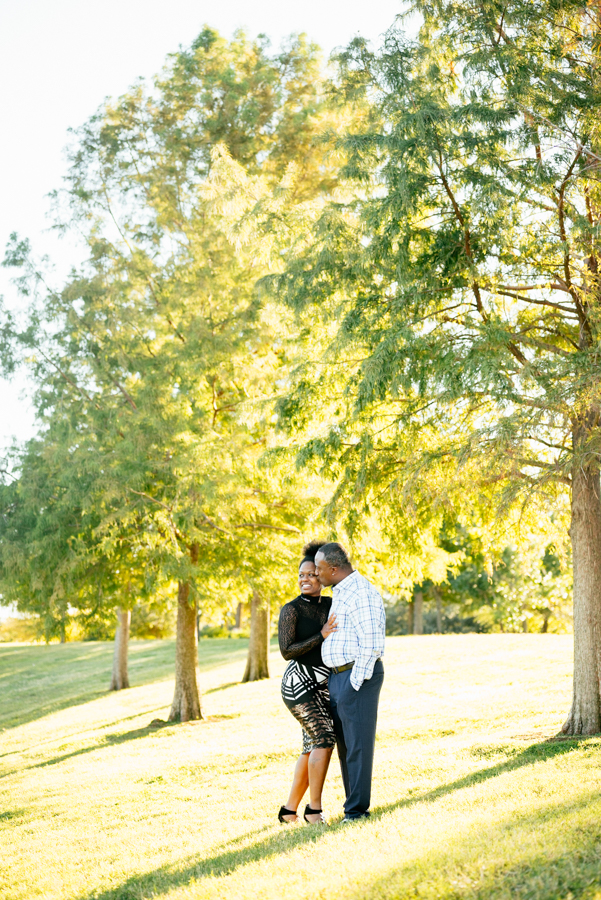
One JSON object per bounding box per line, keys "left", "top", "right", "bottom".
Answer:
{"left": 319, "top": 542, "right": 351, "bottom": 568}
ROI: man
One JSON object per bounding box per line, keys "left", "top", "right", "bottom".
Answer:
{"left": 315, "top": 542, "right": 385, "bottom": 822}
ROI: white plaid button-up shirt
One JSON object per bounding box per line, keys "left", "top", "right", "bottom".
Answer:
{"left": 322, "top": 570, "right": 385, "bottom": 691}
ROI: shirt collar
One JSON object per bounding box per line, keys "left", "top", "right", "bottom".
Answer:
{"left": 333, "top": 569, "right": 359, "bottom": 595}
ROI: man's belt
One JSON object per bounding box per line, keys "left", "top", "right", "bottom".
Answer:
{"left": 330, "top": 661, "right": 354, "bottom": 674}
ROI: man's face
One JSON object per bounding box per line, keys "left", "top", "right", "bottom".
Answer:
{"left": 314, "top": 550, "right": 335, "bottom": 587}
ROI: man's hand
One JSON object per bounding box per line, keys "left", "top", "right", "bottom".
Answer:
{"left": 321, "top": 614, "right": 337, "bottom": 639}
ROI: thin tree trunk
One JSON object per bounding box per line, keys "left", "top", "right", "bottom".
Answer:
{"left": 242, "top": 590, "right": 269, "bottom": 682}
{"left": 563, "top": 439, "right": 601, "bottom": 735}
{"left": 413, "top": 591, "right": 424, "bottom": 635}
{"left": 235, "top": 602, "right": 242, "bottom": 629}
{"left": 434, "top": 587, "right": 443, "bottom": 634}
{"left": 110, "top": 607, "right": 130, "bottom": 691}
{"left": 407, "top": 599, "right": 414, "bottom": 635}
{"left": 169, "top": 545, "right": 202, "bottom": 722}
{"left": 541, "top": 609, "right": 551, "bottom": 634}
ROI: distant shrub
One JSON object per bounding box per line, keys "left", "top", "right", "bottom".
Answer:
{"left": 0, "top": 616, "right": 40, "bottom": 643}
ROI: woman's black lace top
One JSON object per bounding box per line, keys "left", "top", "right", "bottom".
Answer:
{"left": 278, "top": 594, "right": 332, "bottom": 669}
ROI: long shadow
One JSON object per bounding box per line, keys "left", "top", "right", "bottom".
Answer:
{"left": 72, "top": 738, "right": 587, "bottom": 900}
{"left": 347, "top": 788, "right": 601, "bottom": 900}
{"left": 0, "top": 639, "right": 249, "bottom": 732}
{"left": 3, "top": 724, "right": 295, "bottom": 780}
{"left": 0, "top": 720, "right": 189, "bottom": 779}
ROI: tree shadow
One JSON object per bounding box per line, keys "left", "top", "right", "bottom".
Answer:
{"left": 205, "top": 682, "right": 240, "bottom": 694}
{"left": 346, "top": 787, "right": 601, "bottom": 900}
{"left": 0, "top": 639, "right": 249, "bottom": 731}
{"left": 6, "top": 722, "right": 290, "bottom": 780}
{"left": 72, "top": 737, "right": 588, "bottom": 900}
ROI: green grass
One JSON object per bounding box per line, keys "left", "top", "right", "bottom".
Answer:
{"left": 2, "top": 634, "right": 601, "bottom": 900}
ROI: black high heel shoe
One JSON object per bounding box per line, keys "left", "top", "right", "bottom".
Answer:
{"left": 278, "top": 805, "right": 298, "bottom": 823}
{"left": 303, "top": 804, "right": 326, "bottom": 824}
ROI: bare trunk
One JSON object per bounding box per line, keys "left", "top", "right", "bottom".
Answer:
{"left": 434, "top": 587, "right": 443, "bottom": 634}
{"left": 242, "top": 590, "right": 269, "bottom": 682}
{"left": 169, "top": 545, "right": 202, "bottom": 722}
{"left": 522, "top": 616, "right": 529, "bottom": 633}
{"left": 109, "top": 607, "right": 130, "bottom": 690}
{"left": 541, "top": 609, "right": 551, "bottom": 634}
{"left": 413, "top": 591, "right": 424, "bottom": 635}
{"left": 563, "top": 439, "right": 601, "bottom": 735}
{"left": 235, "top": 602, "right": 242, "bottom": 629}
{"left": 407, "top": 599, "right": 414, "bottom": 635}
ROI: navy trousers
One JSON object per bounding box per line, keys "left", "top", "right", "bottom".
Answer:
{"left": 328, "top": 659, "right": 384, "bottom": 818}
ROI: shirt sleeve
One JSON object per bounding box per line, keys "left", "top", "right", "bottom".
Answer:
{"left": 278, "top": 604, "right": 324, "bottom": 661}
{"left": 348, "top": 588, "right": 386, "bottom": 690}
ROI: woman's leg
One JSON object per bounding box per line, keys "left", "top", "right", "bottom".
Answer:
{"left": 305, "top": 746, "right": 334, "bottom": 823}
{"left": 282, "top": 752, "right": 309, "bottom": 821}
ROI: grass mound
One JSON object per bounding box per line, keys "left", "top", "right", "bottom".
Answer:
{"left": 2, "top": 634, "right": 599, "bottom": 900}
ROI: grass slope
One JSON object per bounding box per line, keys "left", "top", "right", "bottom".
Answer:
{"left": 2, "top": 634, "right": 600, "bottom": 900}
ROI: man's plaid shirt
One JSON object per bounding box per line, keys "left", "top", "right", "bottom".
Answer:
{"left": 322, "top": 570, "right": 385, "bottom": 691}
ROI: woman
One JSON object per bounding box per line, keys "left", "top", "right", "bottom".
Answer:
{"left": 277, "top": 541, "right": 337, "bottom": 825}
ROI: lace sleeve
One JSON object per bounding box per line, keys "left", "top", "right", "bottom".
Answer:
{"left": 278, "top": 603, "right": 324, "bottom": 660}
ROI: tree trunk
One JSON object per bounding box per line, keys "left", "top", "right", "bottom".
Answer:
{"left": 541, "top": 609, "right": 551, "bottom": 634}
{"left": 434, "top": 587, "right": 443, "bottom": 634}
{"left": 109, "top": 607, "right": 130, "bottom": 691}
{"left": 242, "top": 590, "right": 269, "bottom": 682}
{"left": 413, "top": 591, "right": 424, "bottom": 635}
{"left": 563, "top": 443, "right": 601, "bottom": 735}
{"left": 235, "top": 602, "right": 242, "bottom": 629}
{"left": 169, "top": 547, "right": 202, "bottom": 721}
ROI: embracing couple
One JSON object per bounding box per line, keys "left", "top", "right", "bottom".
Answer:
{"left": 277, "top": 541, "right": 385, "bottom": 825}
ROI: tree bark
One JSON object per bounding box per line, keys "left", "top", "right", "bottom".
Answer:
{"left": 563, "top": 439, "right": 601, "bottom": 735}
{"left": 413, "top": 591, "right": 424, "bottom": 635}
{"left": 407, "top": 599, "right": 414, "bottom": 635}
{"left": 235, "top": 602, "right": 242, "bottom": 629}
{"left": 434, "top": 587, "right": 443, "bottom": 634}
{"left": 242, "top": 590, "right": 270, "bottom": 682}
{"left": 169, "top": 545, "right": 202, "bottom": 722}
{"left": 109, "top": 607, "right": 131, "bottom": 690}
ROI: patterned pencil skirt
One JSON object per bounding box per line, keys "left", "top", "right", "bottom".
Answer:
{"left": 281, "top": 660, "right": 337, "bottom": 753}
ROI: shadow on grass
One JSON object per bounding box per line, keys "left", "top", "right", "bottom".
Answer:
{"left": 347, "top": 789, "right": 601, "bottom": 900}
{"left": 205, "top": 681, "right": 240, "bottom": 694}
{"left": 8, "top": 724, "right": 289, "bottom": 780}
{"left": 0, "top": 639, "right": 250, "bottom": 732}
{"left": 74, "top": 738, "right": 588, "bottom": 900}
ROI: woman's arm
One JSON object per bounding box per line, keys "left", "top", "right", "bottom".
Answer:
{"left": 278, "top": 603, "right": 324, "bottom": 660}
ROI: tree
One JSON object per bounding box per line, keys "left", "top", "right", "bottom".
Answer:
{"left": 264, "top": 2, "right": 600, "bottom": 731}
{"left": 2, "top": 29, "right": 342, "bottom": 712}
{"left": 242, "top": 589, "right": 270, "bottom": 682}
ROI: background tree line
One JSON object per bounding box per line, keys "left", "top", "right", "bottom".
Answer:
{"left": 1, "top": 1, "right": 598, "bottom": 734}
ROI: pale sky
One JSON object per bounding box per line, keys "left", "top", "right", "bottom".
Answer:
{"left": 0, "top": 0, "right": 405, "bottom": 454}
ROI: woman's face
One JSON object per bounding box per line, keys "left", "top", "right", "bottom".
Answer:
{"left": 298, "top": 561, "right": 321, "bottom": 596}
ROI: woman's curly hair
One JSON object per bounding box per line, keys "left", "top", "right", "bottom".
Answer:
{"left": 300, "top": 541, "right": 326, "bottom": 566}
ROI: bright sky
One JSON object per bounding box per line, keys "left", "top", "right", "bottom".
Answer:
{"left": 0, "top": 0, "right": 404, "bottom": 454}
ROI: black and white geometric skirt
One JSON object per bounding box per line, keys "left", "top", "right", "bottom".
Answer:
{"left": 281, "top": 660, "right": 337, "bottom": 753}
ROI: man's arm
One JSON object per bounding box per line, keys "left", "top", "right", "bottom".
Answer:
{"left": 348, "top": 586, "right": 385, "bottom": 691}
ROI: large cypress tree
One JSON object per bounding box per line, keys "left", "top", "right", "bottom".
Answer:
{"left": 1, "top": 29, "right": 342, "bottom": 716}
{"left": 265, "top": 1, "right": 601, "bottom": 732}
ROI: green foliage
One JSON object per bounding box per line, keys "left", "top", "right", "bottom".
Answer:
{"left": 385, "top": 521, "right": 571, "bottom": 634}
{"left": 0, "top": 29, "right": 347, "bottom": 630}
{"left": 248, "top": 0, "right": 600, "bottom": 577}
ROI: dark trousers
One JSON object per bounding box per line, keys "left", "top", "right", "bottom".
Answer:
{"left": 328, "top": 659, "right": 384, "bottom": 818}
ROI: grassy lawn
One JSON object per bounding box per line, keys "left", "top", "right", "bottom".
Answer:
{"left": 2, "top": 634, "right": 601, "bottom": 900}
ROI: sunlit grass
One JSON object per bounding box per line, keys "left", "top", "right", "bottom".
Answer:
{"left": 2, "top": 634, "right": 601, "bottom": 900}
